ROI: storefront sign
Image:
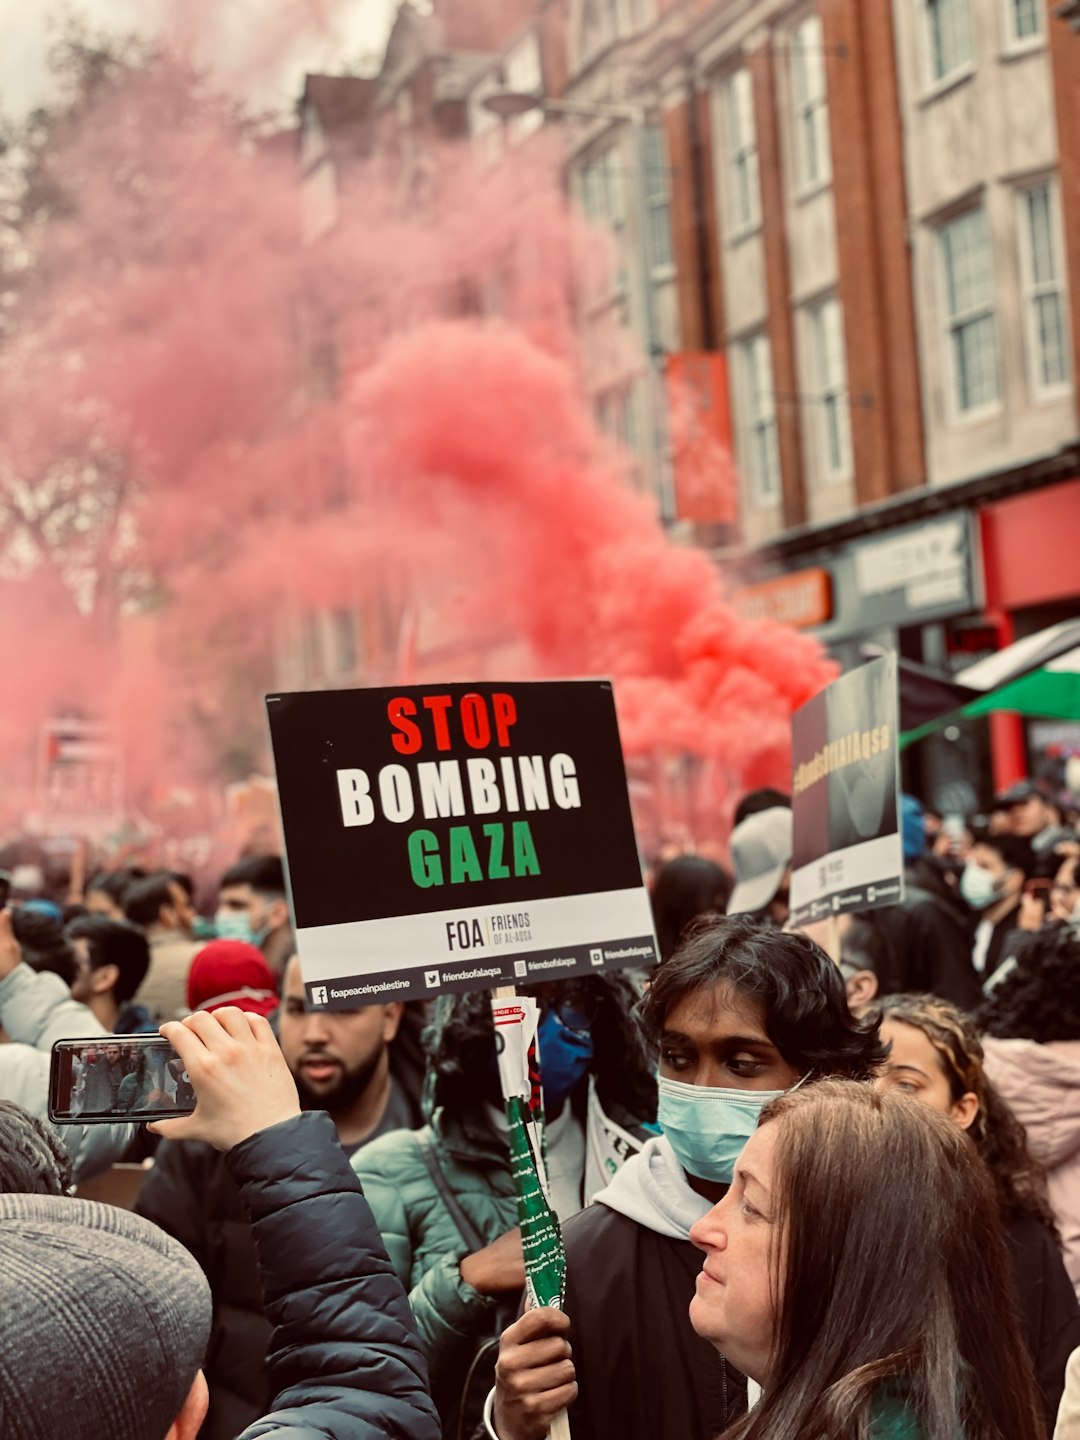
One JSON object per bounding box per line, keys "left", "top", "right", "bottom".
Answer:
{"left": 732, "top": 568, "right": 833, "bottom": 629}
{"left": 850, "top": 516, "right": 976, "bottom": 625}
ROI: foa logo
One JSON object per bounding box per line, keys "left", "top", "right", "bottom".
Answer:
{"left": 445, "top": 918, "right": 486, "bottom": 951}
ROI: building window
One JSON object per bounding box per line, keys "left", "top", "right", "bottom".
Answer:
{"left": 643, "top": 126, "right": 673, "bottom": 272}
{"left": 807, "top": 297, "right": 851, "bottom": 482}
{"left": 597, "top": 386, "right": 641, "bottom": 455}
{"left": 1018, "top": 181, "right": 1069, "bottom": 394}
{"left": 736, "top": 333, "right": 781, "bottom": 505}
{"left": 721, "top": 70, "right": 760, "bottom": 234}
{"left": 938, "top": 206, "right": 1000, "bottom": 415}
{"left": 790, "top": 15, "right": 831, "bottom": 191}
{"left": 923, "top": 0, "right": 974, "bottom": 84}
{"left": 578, "top": 145, "right": 629, "bottom": 302}
{"left": 1004, "top": 0, "right": 1042, "bottom": 45}
{"left": 581, "top": 0, "right": 648, "bottom": 57}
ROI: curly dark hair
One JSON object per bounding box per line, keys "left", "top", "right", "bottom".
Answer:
{"left": 0, "top": 1101, "right": 72, "bottom": 1195}
{"left": 979, "top": 925, "right": 1080, "bottom": 1043}
{"left": 639, "top": 916, "right": 887, "bottom": 1079}
{"left": 424, "top": 970, "right": 655, "bottom": 1122}
{"left": 877, "top": 993, "right": 1059, "bottom": 1237}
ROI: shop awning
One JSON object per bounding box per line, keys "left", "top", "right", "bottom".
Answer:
{"left": 900, "top": 633, "right": 1080, "bottom": 749}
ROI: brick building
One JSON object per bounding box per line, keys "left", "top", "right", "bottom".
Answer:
{"left": 471, "top": 0, "right": 1080, "bottom": 809}
{"left": 287, "top": 0, "right": 1080, "bottom": 809}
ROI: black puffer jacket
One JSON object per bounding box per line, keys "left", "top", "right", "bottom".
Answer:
{"left": 135, "top": 1082, "right": 415, "bottom": 1437}
{"left": 135, "top": 1133, "right": 271, "bottom": 1437}
{"left": 228, "top": 1110, "right": 439, "bottom": 1440}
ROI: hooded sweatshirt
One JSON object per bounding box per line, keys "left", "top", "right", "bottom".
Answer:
{"left": 594, "top": 1132, "right": 710, "bottom": 1236}
{"left": 984, "top": 1036, "right": 1080, "bottom": 1295}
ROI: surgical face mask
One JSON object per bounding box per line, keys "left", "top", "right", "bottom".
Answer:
{"left": 657, "top": 1073, "right": 808, "bottom": 1185}
{"left": 215, "top": 909, "right": 266, "bottom": 946}
{"left": 536, "top": 1006, "right": 594, "bottom": 1111}
{"left": 959, "top": 862, "right": 1002, "bottom": 912}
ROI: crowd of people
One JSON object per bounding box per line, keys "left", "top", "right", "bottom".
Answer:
{"left": 1, "top": 776, "right": 1080, "bottom": 1439}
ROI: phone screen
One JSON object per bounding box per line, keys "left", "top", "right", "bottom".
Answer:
{"left": 49, "top": 1036, "right": 196, "bottom": 1125}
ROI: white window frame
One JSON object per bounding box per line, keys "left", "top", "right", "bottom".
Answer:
{"left": 736, "top": 332, "right": 781, "bottom": 506}
{"left": 920, "top": 0, "right": 975, "bottom": 90}
{"left": 805, "top": 296, "right": 852, "bottom": 484}
{"left": 1017, "top": 179, "right": 1071, "bottom": 399}
{"left": 615, "top": 0, "right": 650, "bottom": 38}
{"left": 719, "top": 69, "right": 761, "bottom": 238}
{"left": 790, "top": 15, "right": 831, "bottom": 194}
{"left": 937, "top": 206, "right": 1001, "bottom": 421}
{"left": 581, "top": 0, "right": 615, "bottom": 59}
{"left": 1000, "top": 0, "right": 1044, "bottom": 52}
{"left": 577, "top": 144, "right": 630, "bottom": 308}
{"left": 643, "top": 125, "right": 674, "bottom": 278}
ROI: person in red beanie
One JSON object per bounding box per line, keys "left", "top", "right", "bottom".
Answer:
{"left": 186, "top": 941, "right": 279, "bottom": 1020}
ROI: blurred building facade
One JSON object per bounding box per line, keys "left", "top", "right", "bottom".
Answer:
{"left": 286, "top": 0, "right": 1080, "bottom": 810}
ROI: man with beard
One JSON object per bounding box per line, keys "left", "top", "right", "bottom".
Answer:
{"left": 276, "top": 955, "right": 411, "bottom": 1153}
{"left": 134, "top": 955, "right": 409, "bottom": 1438}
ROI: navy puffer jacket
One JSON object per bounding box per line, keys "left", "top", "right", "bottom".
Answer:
{"left": 227, "top": 1110, "right": 439, "bottom": 1440}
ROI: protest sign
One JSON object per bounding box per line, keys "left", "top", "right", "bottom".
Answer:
{"left": 789, "top": 655, "right": 903, "bottom": 927}
{"left": 30, "top": 721, "right": 124, "bottom": 839}
{"left": 265, "top": 680, "right": 658, "bottom": 1005}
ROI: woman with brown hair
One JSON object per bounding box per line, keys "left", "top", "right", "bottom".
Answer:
{"left": 688, "top": 1079, "right": 1044, "bottom": 1440}
{"left": 875, "top": 993, "right": 1080, "bottom": 1431}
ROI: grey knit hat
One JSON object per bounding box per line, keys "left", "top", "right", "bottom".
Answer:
{"left": 0, "top": 1192, "right": 212, "bottom": 1440}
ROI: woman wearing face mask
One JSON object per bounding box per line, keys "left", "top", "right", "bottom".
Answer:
{"left": 875, "top": 993, "right": 1080, "bottom": 1431}
{"left": 688, "top": 1080, "right": 1045, "bottom": 1440}
{"left": 979, "top": 926, "right": 1080, "bottom": 1299}
{"left": 352, "top": 973, "right": 653, "bottom": 1439}
{"left": 491, "top": 919, "right": 886, "bottom": 1440}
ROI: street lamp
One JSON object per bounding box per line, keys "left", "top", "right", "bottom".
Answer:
{"left": 482, "top": 88, "right": 673, "bottom": 521}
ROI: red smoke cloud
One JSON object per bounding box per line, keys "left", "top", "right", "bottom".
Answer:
{"left": 0, "top": 20, "right": 832, "bottom": 848}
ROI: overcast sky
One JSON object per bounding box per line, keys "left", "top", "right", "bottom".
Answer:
{"left": 0, "top": 0, "right": 404, "bottom": 120}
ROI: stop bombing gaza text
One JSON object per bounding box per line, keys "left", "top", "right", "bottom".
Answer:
{"left": 335, "top": 691, "right": 580, "bottom": 889}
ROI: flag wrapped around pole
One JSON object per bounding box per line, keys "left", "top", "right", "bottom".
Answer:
{"left": 491, "top": 987, "right": 571, "bottom": 1439}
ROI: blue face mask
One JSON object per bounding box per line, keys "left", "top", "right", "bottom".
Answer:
{"left": 536, "top": 1006, "right": 594, "bottom": 1111}
{"left": 657, "top": 1073, "right": 808, "bottom": 1185}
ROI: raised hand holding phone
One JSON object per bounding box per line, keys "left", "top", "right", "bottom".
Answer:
{"left": 150, "top": 1007, "right": 301, "bottom": 1151}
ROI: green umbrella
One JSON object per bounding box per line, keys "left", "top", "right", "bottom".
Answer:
{"left": 901, "top": 645, "right": 1080, "bottom": 749}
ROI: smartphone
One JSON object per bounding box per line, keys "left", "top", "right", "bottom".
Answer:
{"left": 49, "top": 1035, "right": 196, "bottom": 1125}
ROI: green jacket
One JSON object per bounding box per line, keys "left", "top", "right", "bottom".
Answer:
{"left": 351, "top": 1106, "right": 518, "bottom": 1415}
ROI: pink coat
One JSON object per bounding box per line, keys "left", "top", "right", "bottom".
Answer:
{"left": 984, "top": 1036, "right": 1080, "bottom": 1296}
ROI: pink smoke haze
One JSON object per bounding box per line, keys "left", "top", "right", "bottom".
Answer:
{"left": 0, "top": 14, "right": 833, "bottom": 849}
